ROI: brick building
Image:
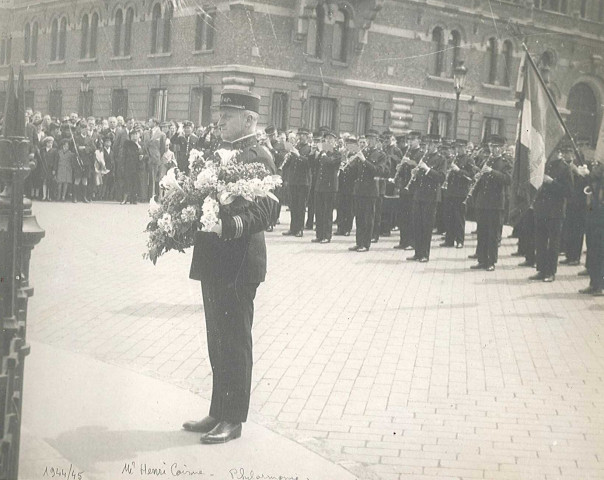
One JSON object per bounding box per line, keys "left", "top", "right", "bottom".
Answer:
{"left": 0, "top": 0, "right": 603, "bottom": 145}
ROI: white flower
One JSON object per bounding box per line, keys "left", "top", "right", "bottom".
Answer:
{"left": 200, "top": 196, "right": 220, "bottom": 232}
{"left": 188, "top": 149, "right": 205, "bottom": 171}
{"left": 157, "top": 213, "right": 175, "bottom": 236}
{"left": 194, "top": 164, "right": 218, "bottom": 191}
{"left": 159, "top": 168, "right": 183, "bottom": 192}
{"left": 148, "top": 196, "right": 162, "bottom": 216}
{"left": 181, "top": 205, "right": 197, "bottom": 223}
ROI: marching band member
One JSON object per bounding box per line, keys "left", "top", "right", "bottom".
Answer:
{"left": 380, "top": 130, "right": 403, "bottom": 237}
{"left": 335, "top": 135, "right": 358, "bottom": 236}
{"left": 282, "top": 128, "right": 312, "bottom": 237}
{"left": 393, "top": 131, "right": 421, "bottom": 251}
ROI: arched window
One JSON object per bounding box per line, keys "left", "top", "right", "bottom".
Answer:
{"left": 487, "top": 37, "right": 498, "bottom": 84}
{"left": 332, "top": 6, "right": 350, "bottom": 62}
{"left": 59, "top": 17, "right": 67, "bottom": 60}
{"left": 31, "top": 22, "right": 38, "bottom": 62}
{"left": 50, "top": 19, "right": 58, "bottom": 61}
{"left": 124, "top": 8, "right": 134, "bottom": 55}
{"left": 114, "top": 9, "right": 123, "bottom": 56}
{"left": 23, "top": 23, "right": 31, "bottom": 63}
{"left": 500, "top": 40, "right": 513, "bottom": 86}
{"left": 151, "top": 3, "right": 162, "bottom": 54}
{"left": 163, "top": 2, "right": 173, "bottom": 53}
{"left": 90, "top": 13, "right": 99, "bottom": 58}
{"left": 80, "top": 14, "right": 89, "bottom": 58}
{"left": 195, "top": 11, "right": 215, "bottom": 51}
{"left": 432, "top": 27, "right": 444, "bottom": 76}
{"left": 449, "top": 30, "right": 461, "bottom": 77}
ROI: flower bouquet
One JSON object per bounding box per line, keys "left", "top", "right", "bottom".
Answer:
{"left": 144, "top": 148, "right": 281, "bottom": 264}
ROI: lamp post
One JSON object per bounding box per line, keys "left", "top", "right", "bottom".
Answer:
{"left": 298, "top": 81, "right": 308, "bottom": 128}
{"left": 467, "top": 95, "right": 477, "bottom": 142}
{"left": 452, "top": 60, "right": 468, "bottom": 140}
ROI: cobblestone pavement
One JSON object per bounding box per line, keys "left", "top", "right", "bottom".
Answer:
{"left": 27, "top": 201, "right": 604, "bottom": 480}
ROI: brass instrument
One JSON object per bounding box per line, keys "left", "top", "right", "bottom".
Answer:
{"left": 463, "top": 153, "right": 494, "bottom": 205}
{"left": 404, "top": 148, "right": 429, "bottom": 191}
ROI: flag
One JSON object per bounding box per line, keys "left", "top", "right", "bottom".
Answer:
{"left": 509, "top": 51, "right": 566, "bottom": 226}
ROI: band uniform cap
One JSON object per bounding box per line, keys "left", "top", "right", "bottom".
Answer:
{"left": 345, "top": 135, "right": 358, "bottom": 143}
{"left": 366, "top": 129, "right": 380, "bottom": 138}
{"left": 407, "top": 130, "right": 422, "bottom": 138}
{"left": 486, "top": 134, "right": 506, "bottom": 145}
{"left": 358, "top": 135, "right": 367, "bottom": 141}
{"left": 160, "top": 121, "right": 171, "bottom": 127}
{"left": 455, "top": 139, "right": 468, "bottom": 146}
{"left": 312, "top": 130, "right": 322, "bottom": 138}
{"left": 41, "top": 136, "right": 55, "bottom": 144}
{"left": 183, "top": 120, "right": 194, "bottom": 128}
{"left": 215, "top": 89, "right": 261, "bottom": 114}
{"left": 265, "top": 125, "right": 276, "bottom": 135}
{"left": 324, "top": 129, "right": 337, "bottom": 139}
{"left": 558, "top": 140, "right": 574, "bottom": 152}
{"left": 381, "top": 129, "right": 394, "bottom": 138}
{"left": 298, "top": 127, "right": 310, "bottom": 135}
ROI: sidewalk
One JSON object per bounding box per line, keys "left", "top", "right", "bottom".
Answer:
{"left": 20, "top": 340, "right": 359, "bottom": 480}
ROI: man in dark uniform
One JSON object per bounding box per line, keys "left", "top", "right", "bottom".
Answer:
{"left": 407, "top": 134, "right": 446, "bottom": 262}
{"left": 282, "top": 127, "right": 312, "bottom": 237}
{"left": 184, "top": 89, "right": 277, "bottom": 444}
{"left": 393, "top": 131, "right": 421, "bottom": 251}
{"left": 371, "top": 131, "right": 389, "bottom": 243}
{"left": 470, "top": 135, "right": 513, "bottom": 271}
{"left": 305, "top": 131, "right": 321, "bottom": 230}
{"left": 175, "top": 121, "right": 198, "bottom": 173}
{"left": 312, "top": 130, "right": 342, "bottom": 243}
{"left": 441, "top": 139, "right": 474, "bottom": 248}
{"left": 529, "top": 141, "right": 574, "bottom": 282}
{"left": 349, "top": 129, "right": 388, "bottom": 252}
{"left": 579, "top": 159, "right": 604, "bottom": 295}
{"left": 381, "top": 130, "right": 403, "bottom": 236}
{"left": 335, "top": 135, "right": 358, "bottom": 236}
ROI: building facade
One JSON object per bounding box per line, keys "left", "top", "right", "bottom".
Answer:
{"left": 0, "top": 0, "right": 603, "bottom": 146}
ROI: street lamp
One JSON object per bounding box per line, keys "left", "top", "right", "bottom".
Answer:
{"left": 467, "top": 95, "right": 477, "bottom": 142}
{"left": 452, "top": 60, "right": 468, "bottom": 140}
{"left": 298, "top": 81, "right": 308, "bottom": 128}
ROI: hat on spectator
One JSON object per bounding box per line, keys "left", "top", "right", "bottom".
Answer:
{"left": 41, "top": 136, "right": 54, "bottom": 144}
{"left": 345, "top": 135, "right": 358, "bottom": 144}
{"left": 183, "top": 121, "right": 194, "bottom": 128}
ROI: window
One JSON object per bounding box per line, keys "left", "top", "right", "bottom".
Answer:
{"left": 111, "top": 89, "right": 129, "bottom": 118}
{"left": 114, "top": 9, "right": 123, "bottom": 56}
{"left": 482, "top": 117, "right": 503, "bottom": 142}
{"left": 124, "top": 8, "right": 134, "bottom": 55}
{"left": 307, "top": 3, "right": 325, "bottom": 58}
{"left": 486, "top": 37, "right": 498, "bottom": 84}
{"left": 189, "top": 87, "right": 212, "bottom": 127}
{"left": 49, "top": 90, "right": 63, "bottom": 118}
{"left": 81, "top": 13, "right": 98, "bottom": 58}
{"left": 449, "top": 30, "right": 461, "bottom": 77}
{"left": 0, "top": 37, "right": 11, "bottom": 65}
{"left": 50, "top": 19, "right": 58, "bottom": 61}
{"left": 500, "top": 40, "right": 513, "bottom": 87}
{"left": 79, "top": 90, "right": 93, "bottom": 118}
{"left": 150, "top": 88, "right": 168, "bottom": 122}
{"left": 59, "top": 17, "right": 67, "bottom": 60}
{"left": 80, "top": 14, "right": 89, "bottom": 58}
{"left": 332, "top": 6, "right": 350, "bottom": 62}
{"left": 432, "top": 27, "right": 445, "bottom": 76}
{"left": 23, "top": 23, "right": 30, "bottom": 63}
{"left": 31, "top": 22, "right": 38, "bottom": 62}
{"left": 308, "top": 96, "right": 337, "bottom": 131}
{"left": 271, "top": 92, "right": 288, "bottom": 131}
{"left": 151, "top": 2, "right": 172, "bottom": 54}
{"left": 195, "top": 11, "right": 215, "bottom": 51}
{"left": 356, "top": 102, "right": 371, "bottom": 136}
{"left": 427, "top": 111, "right": 450, "bottom": 138}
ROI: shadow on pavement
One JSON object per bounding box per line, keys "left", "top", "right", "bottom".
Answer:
{"left": 46, "top": 426, "right": 197, "bottom": 474}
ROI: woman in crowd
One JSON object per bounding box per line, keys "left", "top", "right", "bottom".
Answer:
{"left": 121, "top": 129, "right": 143, "bottom": 205}
{"left": 56, "top": 138, "right": 74, "bottom": 201}
{"left": 38, "top": 136, "right": 58, "bottom": 201}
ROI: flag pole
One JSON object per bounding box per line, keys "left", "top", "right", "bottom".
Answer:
{"left": 521, "top": 43, "right": 582, "bottom": 160}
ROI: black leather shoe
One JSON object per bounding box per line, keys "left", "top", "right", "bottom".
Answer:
{"left": 311, "top": 238, "right": 321, "bottom": 243}
{"left": 265, "top": 226, "right": 274, "bottom": 232}
{"left": 371, "top": 238, "right": 378, "bottom": 243}
{"left": 592, "top": 289, "right": 604, "bottom": 297}
{"left": 485, "top": 265, "right": 495, "bottom": 272}
{"left": 348, "top": 245, "right": 360, "bottom": 251}
{"left": 183, "top": 416, "right": 219, "bottom": 433}
{"left": 543, "top": 275, "right": 555, "bottom": 283}
{"left": 282, "top": 231, "right": 294, "bottom": 236}
{"left": 439, "top": 242, "right": 454, "bottom": 247}
{"left": 404, "top": 245, "right": 414, "bottom": 250}
{"left": 470, "top": 263, "right": 486, "bottom": 270}
{"left": 406, "top": 256, "right": 419, "bottom": 261}
{"left": 393, "top": 245, "right": 405, "bottom": 250}
{"left": 199, "top": 421, "right": 242, "bottom": 445}
{"left": 579, "top": 286, "right": 596, "bottom": 294}
{"left": 357, "top": 247, "right": 369, "bottom": 252}
{"left": 294, "top": 232, "right": 303, "bottom": 237}
{"left": 455, "top": 243, "right": 464, "bottom": 249}
{"left": 529, "top": 273, "right": 545, "bottom": 281}
{"left": 468, "top": 254, "right": 478, "bottom": 259}
{"left": 511, "top": 251, "right": 523, "bottom": 257}
{"left": 578, "top": 269, "right": 589, "bottom": 276}
{"left": 418, "top": 257, "right": 429, "bottom": 263}
{"left": 343, "top": 232, "right": 350, "bottom": 236}
{"left": 320, "top": 238, "right": 331, "bottom": 244}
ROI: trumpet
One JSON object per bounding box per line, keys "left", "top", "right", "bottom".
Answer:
{"left": 404, "top": 149, "right": 429, "bottom": 191}
{"left": 463, "top": 154, "right": 494, "bottom": 205}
